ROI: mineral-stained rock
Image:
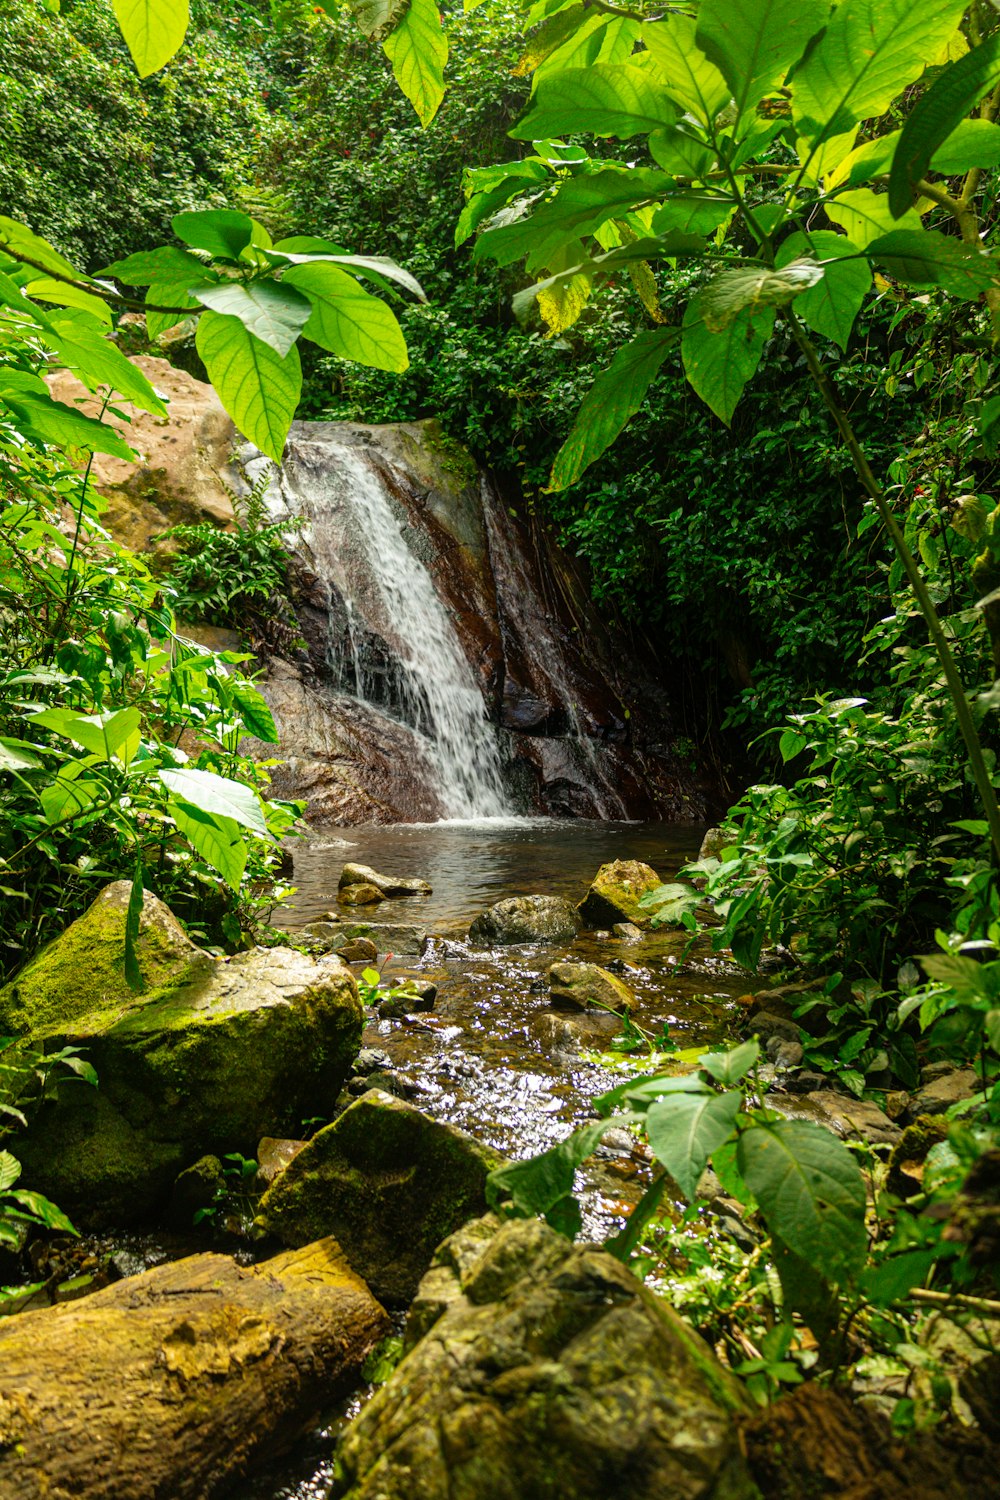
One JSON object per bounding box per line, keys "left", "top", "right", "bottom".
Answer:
{"left": 577, "top": 860, "right": 663, "bottom": 929}
{"left": 2, "top": 883, "right": 363, "bottom": 1223}
{"left": 339, "top": 863, "right": 432, "bottom": 897}
{"left": 256, "top": 1091, "right": 504, "bottom": 1305}
{"left": 333, "top": 1214, "right": 755, "bottom": 1500}
{"left": 548, "top": 961, "right": 635, "bottom": 1013}
{"left": 468, "top": 895, "right": 580, "bottom": 945}
{"left": 337, "top": 883, "right": 384, "bottom": 907}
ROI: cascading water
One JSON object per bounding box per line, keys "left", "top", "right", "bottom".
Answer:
{"left": 266, "top": 432, "right": 511, "bottom": 820}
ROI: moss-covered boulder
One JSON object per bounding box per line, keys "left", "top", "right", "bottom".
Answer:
{"left": 468, "top": 895, "right": 580, "bottom": 946}
{"left": 548, "top": 961, "right": 635, "bottom": 1013}
{"left": 577, "top": 860, "right": 663, "bottom": 929}
{"left": 334, "top": 1214, "right": 755, "bottom": 1500}
{"left": 5, "top": 884, "right": 363, "bottom": 1223}
{"left": 256, "top": 1092, "right": 505, "bottom": 1305}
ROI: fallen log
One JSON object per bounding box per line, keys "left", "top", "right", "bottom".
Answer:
{"left": 0, "top": 1238, "right": 390, "bottom": 1500}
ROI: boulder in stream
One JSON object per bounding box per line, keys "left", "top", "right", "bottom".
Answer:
{"left": 340, "top": 862, "right": 432, "bottom": 897}
{"left": 548, "top": 960, "right": 635, "bottom": 1013}
{"left": 337, "top": 882, "right": 384, "bottom": 906}
{"left": 468, "top": 894, "right": 580, "bottom": 945}
{"left": 0, "top": 882, "right": 363, "bottom": 1222}
{"left": 304, "top": 919, "right": 428, "bottom": 955}
{"left": 577, "top": 859, "right": 663, "bottom": 928}
{"left": 333, "top": 1213, "right": 755, "bottom": 1500}
{"left": 256, "top": 1090, "right": 505, "bottom": 1306}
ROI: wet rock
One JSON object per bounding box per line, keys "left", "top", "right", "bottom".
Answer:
{"left": 747, "top": 1010, "right": 801, "bottom": 1044}
{"left": 774, "top": 1090, "right": 901, "bottom": 1147}
{"left": 908, "top": 1067, "right": 980, "bottom": 1118}
{"left": 577, "top": 860, "right": 663, "bottom": 929}
{"left": 337, "top": 937, "right": 378, "bottom": 963}
{"left": 469, "top": 895, "right": 580, "bottom": 945}
{"left": 3, "top": 883, "right": 363, "bottom": 1223}
{"left": 351, "top": 1047, "right": 393, "bottom": 1076}
{"left": 346, "top": 1070, "right": 418, "bottom": 1100}
{"left": 256, "top": 1091, "right": 505, "bottom": 1306}
{"left": 339, "top": 863, "right": 432, "bottom": 897}
{"left": 338, "top": 882, "right": 384, "bottom": 907}
{"left": 766, "top": 1036, "right": 804, "bottom": 1069}
{"left": 612, "top": 921, "right": 643, "bottom": 942}
{"left": 305, "top": 919, "right": 428, "bottom": 956}
{"left": 698, "top": 826, "right": 730, "bottom": 860}
{"left": 169, "top": 1156, "right": 224, "bottom": 1227}
{"left": 255, "top": 1137, "right": 308, "bottom": 1190}
{"left": 548, "top": 961, "right": 635, "bottom": 1013}
{"left": 335, "top": 1214, "right": 755, "bottom": 1500}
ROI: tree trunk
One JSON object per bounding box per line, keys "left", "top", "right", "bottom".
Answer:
{"left": 0, "top": 1238, "right": 390, "bottom": 1499}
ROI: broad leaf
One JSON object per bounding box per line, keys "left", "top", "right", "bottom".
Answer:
{"left": 145, "top": 278, "right": 209, "bottom": 342}
{"left": 643, "top": 16, "right": 729, "bottom": 124}
{"left": 699, "top": 1039, "right": 760, "bottom": 1085}
{"left": 644, "top": 1088, "right": 742, "bottom": 1200}
{"left": 193, "top": 281, "right": 311, "bottom": 359}
{"left": 510, "top": 65, "right": 676, "bottom": 140}
{"left": 930, "top": 118, "right": 1000, "bottom": 174}
{"left": 383, "top": 0, "right": 447, "bottom": 128}
{"left": 771, "top": 1235, "right": 840, "bottom": 1345}
{"left": 26, "top": 279, "right": 111, "bottom": 327}
{"left": 0, "top": 1152, "right": 21, "bottom": 1191}
{"left": 475, "top": 169, "right": 675, "bottom": 270}
{"left": 45, "top": 317, "right": 168, "bottom": 415}
{"left": 4, "top": 1188, "right": 77, "bottom": 1234}
{"left": 158, "top": 766, "right": 268, "bottom": 836}
{"left": 696, "top": 0, "right": 829, "bottom": 122}
{"left": 549, "top": 327, "right": 677, "bottom": 489}
{"left": 681, "top": 294, "right": 774, "bottom": 425}
{"left": 0, "top": 389, "right": 136, "bottom": 460}
{"left": 101, "top": 246, "right": 210, "bottom": 285}
{"left": 648, "top": 127, "right": 717, "bottom": 178}
{"left": 651, "top": 196, "right": 734, "bottom": 237}
{"left": 111, "top": 0, "right": 189, "bottom": 76}
{"left": 889, "top": 33, "right": 1000, "bottom": 217}
{"left": 776, "top": 231, "right": 872, "bottom": 350}
{"left": 867, "top": 228, "right": 1000, "bottom": 300}
{"left": 283, "top": 263, "right": 408, "bottom": 371}
{"left": 230, "top": 681, "right": 279, "bottom": 744}
{"left": 268, "top": 251, "right": 426, "bottom": 303}
{"left": 0, "top": 216, "right": 83, "bottom": 282}
{"left": 0, "top": 737, "right": 43, "bottom": 772}
{"left": 824, "top": 188, "right": 923, "bottom": 249}
{"left": 486, "top": 1113, "right": 635, "bottom": 1233}
{"left": 737, "top": 1119, "right": 867, "bottom": 1282}
{"left": 30, "top": 706, "right": 140, "bottom": 764}
{"left": 40, "top": 771, "right": 99, "bottom": 825}
{"left": 172, "top": 210, "right": 255, "bottom": 263}
{"left": 696, "top": 264, "right": 824, "bottom": 332}
{"left": 195, "top": 310, "right": 301, "bottom": 462}
{"left": 170, "top": 800, "right": 248, "bottom": 891}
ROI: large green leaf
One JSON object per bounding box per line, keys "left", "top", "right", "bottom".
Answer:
{"left": 26, "top": 279, "right": 111, "bottom": 327}
{"left": 4, "top": 1188, "right": 77, "bottom": 1234}
{"left": 644, "top": 1088, "right": 742, "bottom": 1200}
{"left": 30, "top": 706, "right": 139, "bottom": 762}
{"left": 145, "top": 279, "right": 208, "bottom": 342}
{"left": 44, "top": 316, "right": 168, "bottom": 415}
{"left": 101, "top": 246, "right": 210, "bottom": 285}
{"left": 383, "top": 0, "right": 447, "bottom": 127}
{"left": 867, "top": 228, "right": 1000, "bottom": 300}
{"left": 549, "top": 327, "right": 677, "bottom": 490}
{"left": 648, "top": 127, "right": 717, "bottom": 178}
{"left": 0, "top": 216, "right": 83, "bottom": 282}
{"left": 0, "top": 737, "right": 43, "bottom": 772}
{"left": 651, "top": 196, "right": 734, "bottom": 237}
{"left": 930, "top": 117, "right": 1000, "bottom": 175}
{"left": 172, "top": 210, "right": 255, "bottom": 263}
{"left": 0, "top": 1152, "right": 21, "bottom": 1192}
{"left": 696, "top": 0, "right": 829, "bottom": 122}
{"left": 270, "top": 251, "right": 426, "bottom": 303}
{"left": 486, "top": 1114, "right": 635, "bottom": 1235}
{"left": 0, "top": 388, "right": 136, "bottom": 460}
{"left": 737, "top": 1119, "right": 867, "bottom": 1282}
{"left": 889, "top": 33, "right": 1000, "bottom": 217}
{"left": 193, "top": 281, "right": 311, "bottom": 359}
{"left": 158, "top": 766, "right": 268, "bottom": 836}
{"left": 776, "top": 231, "right": 872, "bottom": 350}
{"left": 475, "top": 169, "right": 675, "bottom": 270}
{"left": 794, "top": 0, "right": 968, "bottom": 147}
{"left": 111, "top": 0, "right": 188, "bottom": 76}
{"left": 195, "top": 310, "right": 301, "bottom": 462}
{"left": 510, "top": 65, "right": 676, "bottom": 140}
{"left": 170, "top": 800, "right": 248, "bottom": 891}
{"left": 698, "top": 1039, "right": 760, "bottom": 1086}
{"left": 681, "top": 293, "right": 774, "bottom": 425}
{"left": 283, "top": 263, "right": 408, "bottom": 371}
{"left": 824, "top": 188, "right": 923, "bottom": 248}
{"left": 696, "top": 264, "right": 823, "bottom": 331}
{"left": 642, "top": 16, "right": 729, "bottom": 124}
{"left": 230, "top": 681, "right": 279, "bottom": 744}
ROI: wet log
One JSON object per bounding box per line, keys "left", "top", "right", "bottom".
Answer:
{"left": 0, "top": 1238, "right": 390, "bottom": 1500}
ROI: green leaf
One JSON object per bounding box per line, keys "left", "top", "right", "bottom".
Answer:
{"left": 860, "top": 1249, "right": 936, "bottom": 1306}
{"left": 919, "top": 951, "right": 992, "bottom": 1002}
{"left": 44, "top": 317, "right": 168, "bottom": 415}
{"left": 383, "top": 0, "right": 447, "bottom": 128}
{"left": 277, "top": 252, "right": 426, "bottom": 303}
{"left": 486, "top": 1114, "right": 635, "bottom": 1232}
{"left": 0, "top": 737, "right": 43, "bottom": 772}
{"left": 4, "top": 1188, "right": 77, "bottom": 1234}
{"left": 170, "top": 800, "right": 248, "bottom": 891}
{"left": 0, "top": 216, "right": 83, "bottom": 282}
{"left": 195, "top": 310, "right": 301, "bottom": 462}
{"left": 101, "top": 706, "right": 142, "bottom": 765}
{"left": 696, "top": 264, "right": 824, "bottom": 332}
{"left": 644, "top": 1088, "right": 742, "bottom": 1200}
{"left": 642, "top": 15, "right": 729, "bottom": 123}
{"left": 193, "top": 281, "right": 312, "bottom": 359}
{"left": 30, "top": 706, "right": 141, "bottom": 764}
{"left": 650, "top": 196, "right": 734, "bottom": 237}
{"left": 737, "top": 1119, "right": 867, "bottom": 1282}
{"left": 0, "top": 389, "right": 135, "bottom": 458}
{"left": 593, "top": 1072, "right": 715, "bottom": 1115}
{"left": 172, "top": 210, "right": 255, "bottom": 263}
{"left": 695, "top": 0, "right": 829, "bottom": 122}
{"left": 282, "top": 263, "right": 408, "bottom": 372}
{"left": 158, "top": 766, "right": 268, "bottom": 836}
{"left": 930, "top": 118, "right": 1000, "bottom": 175}
{"left": 776, "top": 231, "right": 871, "bottom": 350}
{"left": 681, "top": 293, "right": 774, "bottom": 425}
{"left": 824, "top": 188, "right": 922, "bottom": 249}
{"left": 771, "top": 1236, "right": 840, "bottom": 1345}
{"left": 145, "top": 280, "right": 205, "bottom": 342}
{"left": 648, "top": 127, "right": 717, "bottom": 178}
{"left": 101, "top": 246, "right": 209, "bottom": 285}
{"left": 548, "top": 327, "right": 677, "bottom": 490}
{"left": 349, "top": 0, "right": 408, "bottom": 40}
{"left": 510, "top": 64, "right": 676, "bottom": 140}
{"left": 475, "top": 168, "right": 675, "bottom": 271}
{"left": 889, "top": 34, "right": 1000, "bottom": 217}
{"left": 0, "top": 1152, "right": 22, "bottom": 1192}
{"left": 111, "top": 0, "right": 188, "bottom": 76}
{"left": 39, "top": 771, "right": 99, "bottom": 825}
{"left": 867, "top": 228, "right": 1000, "bottom": 300}
{"left": 793, "top": 0, "right": 968, "bottom": 147}
{"left": 25, "top": 279, "right": 111, "bottom": 327}
{"left": 124, "top": 860, "right": 144, "bottom": 991}
{"left": 699, "top": 1039, "right": 760, "bottom": 1085}
{"left": 230, "top": 681, "right": 279, "bottom": 744}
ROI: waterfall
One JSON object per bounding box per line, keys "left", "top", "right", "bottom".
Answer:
{"left": 264, "top": 432, "right": 511, "bottom": 820}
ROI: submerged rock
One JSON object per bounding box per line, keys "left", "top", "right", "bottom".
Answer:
{"left": 468, "top": 895, "right": 580, "bottom": 945}
{"left": 334, "top": 1214, "right": 754, "bottom": 1500}
{"left": 339, "top": 863, "right": 432, "bottom": 897}
{"left": 612, "top": 921, "right": 643, "bottom": 942}
{"left": 256, "top": 1091, "right": 505, "bottom": 1305}
{"left": 577, "top": 860, "right": 663, "bottom": 929}
{"left": 548, "top": 961, "right": 635, "bottom": 1013}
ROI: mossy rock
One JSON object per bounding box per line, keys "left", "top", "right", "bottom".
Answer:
{"left": 339, "top": 863, "right": 432, "bottom": 897}
{"left": 256, "top": 1091, "right": 505, "bottom": 1306}
{"left": 547, "top": 961, "right": 635, "bottom": 1013}
{"left": 577, "top": 860, "right": 663, "bottom": 929}
{"left": 468, "top": 895, "right": 580, "bottom": 946}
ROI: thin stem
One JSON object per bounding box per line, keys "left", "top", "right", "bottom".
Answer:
{"left": 0, "top": 247, "right": 193, "bottom": 316}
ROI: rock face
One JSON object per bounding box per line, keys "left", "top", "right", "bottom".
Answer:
{"left": 340, "top": 863, "right": 432, "bottom": 897}
{"left": 469, "top": 895, "right": 581, "bottom": 946}
{"left": 578, "top": 860, "right": 664, "bottom": 928}
{"left": 548, "top": 961, "right": 635, "bottom": 1013}
{"left": 2, "top": 883, "right": 363, "bottom": 1221}
{"left": 256, "top": 1092, "right": 505, "bottom": 1306}
{"left": 334, "top": 1214, "right": 755, "bottom": 1500}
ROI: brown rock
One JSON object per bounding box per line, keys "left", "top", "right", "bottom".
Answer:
{"left": 577, "top": 860, "right": 663, "bottom": 928}
{"left": 338, "top": 937, "right": 379, "bottom": 963}
{"left": 338, "top": 883, "right": 384, "bottom": 907}
{"left": 548, "top": 961, "right": 635, "bottom": 1013}
{"left": 255, "top": 1137, "right": 308, "bottom": 1189}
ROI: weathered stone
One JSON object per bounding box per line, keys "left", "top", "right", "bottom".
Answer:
{"left": 577, "top": 860, "right": 662, "bottom": 929}
{"left": 256, "top": 1092, "right": 505, "bottom": 1305}
{"left": 338, "top": 883, "right": 384, "bottom": 907}
{"left": 4, "top": 884, "right": 363, "bottom": 1223}
{"left": 337, "top": 938, "right": 378, "bottom": 963}
{"left": 255, "top": 1138, "right": 308, "bottom": 1189}
{"left": 469, "top": 895, "right": 580, "bottom": 945}
{"left": 339, "top": 863, "right": 432, "bottom": 897}
{"left": 747, "top": 1010, "right": 801, "bottom": 1044}
{"left": 170, "top": 1156, "right": 224, "bottom": 1227}
{"left": 887, "top": 1117, "right": 950, "bottom": 1196}
{"left": 346, "top": 1070, "right": 418, "bottom": 1100}
{"left": 306, "top": 920, "right": 428, "bottom": 956}
{"left": 773, "top": 1090, "right": 901, "bottom": 1147}
{"left": 351, "top": 1047, "right": 393, "bottom": 1076}
{"left": 909, "top": 1068, "right": 980, "bottom": 1118}
{"left": 548, "top": 961, "right": 635, "bottom": 1013}
{"left": 698, "top": 826, "right": 730, "bottom": 861}
{"left": 335, "top": 1215, "right": 755, "bottom": 1500}
{"left": 765, "top": 1036, "right": 804, "bottom": 1069}
{"left": 612, "top": 921, "right": 643, "bottom": 942}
